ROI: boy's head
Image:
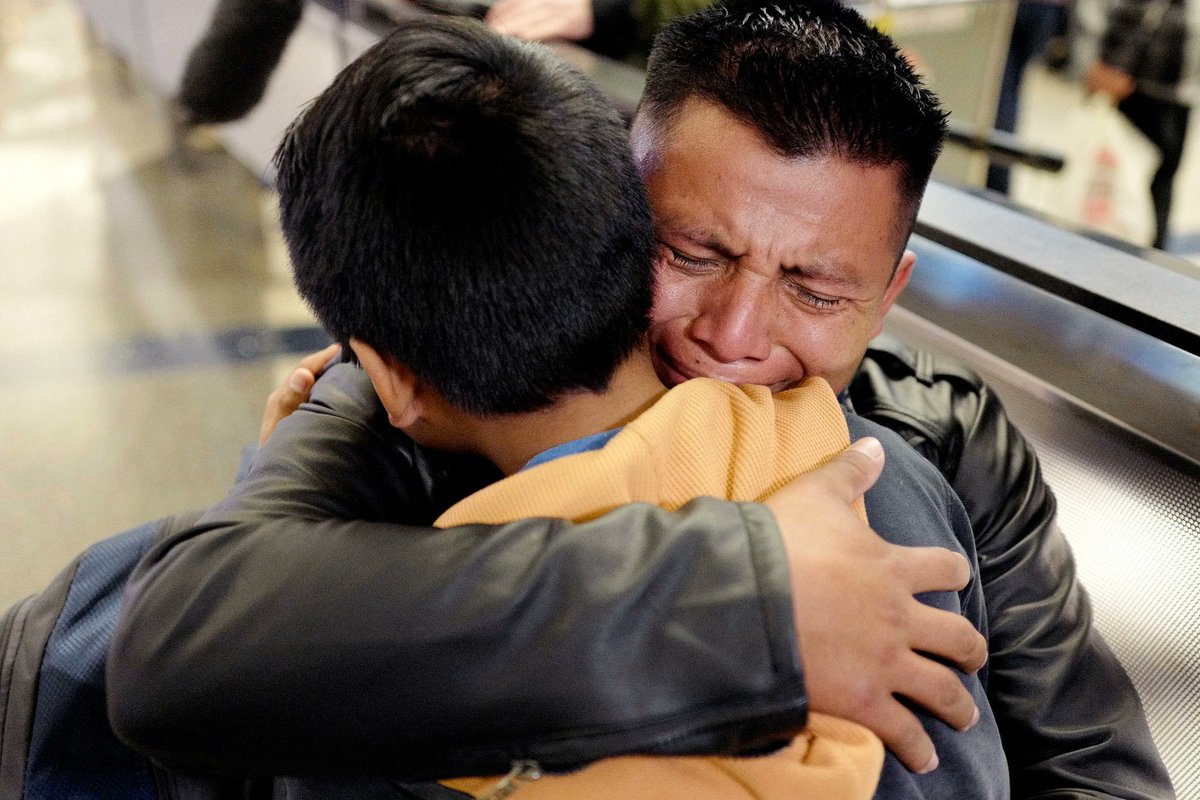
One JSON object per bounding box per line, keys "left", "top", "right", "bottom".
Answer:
{"left": 275, "top": 18, "right": 654, "bottom": 417}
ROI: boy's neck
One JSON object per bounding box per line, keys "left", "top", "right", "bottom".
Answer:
{"left": 464, "top": 349, "right": 666, "bottom": 475}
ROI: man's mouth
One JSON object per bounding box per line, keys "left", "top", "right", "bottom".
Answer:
{"left": 653, "top": 347, "right": 696, "bottom": 387}
{"left": 654, "top": 345, "right": 799, "bottom": 393}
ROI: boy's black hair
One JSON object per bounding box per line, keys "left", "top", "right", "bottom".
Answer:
{"left": 639, "top": 0, "right": 947, "bottom": 221}
{"left": 274, "top": 18, "right": 654, "bottom": 415}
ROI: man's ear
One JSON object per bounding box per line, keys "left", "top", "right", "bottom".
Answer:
{"left": 871, "top": 249, "right": 915, "bottom": 337}
{"left": 349, "top": 338, "right": 422, "bottom": 429}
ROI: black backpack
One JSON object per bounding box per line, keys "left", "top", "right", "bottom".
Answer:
{"left": 0, "top": 514, "right": 474, "bottom": 800}
{"left": 0, "top": 516, "right": 191, "bottom": 799}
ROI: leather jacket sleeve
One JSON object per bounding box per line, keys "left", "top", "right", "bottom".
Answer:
{"left": 177, "top": 0, "right": 305, "bottom": 125}
{"left": 107, "top": 364, "right": 807, "bottom": 779}
{"left": 848, "top": 336, "right": 1174, "bottom": 800}
{"left": 582, "top": 0, "right": 639, "bottom": 59}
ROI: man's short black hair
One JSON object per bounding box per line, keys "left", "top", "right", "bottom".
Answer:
{"left": 274, "top": 18, "right": 654, "bottom": 415}
{"left": 639, "top": 0, "right": 947, "bottom": 218}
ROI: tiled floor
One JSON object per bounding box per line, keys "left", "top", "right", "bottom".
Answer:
{"left": 0, "top": 0, "right": 321, "bottom": 606}
{"left": 2, "top": 0, "right": 1198, "bottom": 608}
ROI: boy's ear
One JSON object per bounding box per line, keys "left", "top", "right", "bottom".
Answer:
{"left": 349, "top": 338, "right": 422, "bottom": 429}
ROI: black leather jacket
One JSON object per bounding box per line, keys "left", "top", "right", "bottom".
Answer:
{"left": 847, "top": 337, "right": 1171, "bottom": 799}
{"left": 108, "top": 336, "right": 1173, "bottom": 799}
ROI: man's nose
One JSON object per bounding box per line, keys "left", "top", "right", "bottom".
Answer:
{"left": 688, "top": 277, "right": 774, "bottom": 363}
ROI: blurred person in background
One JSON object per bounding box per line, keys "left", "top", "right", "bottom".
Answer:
{"left": 986, "top": 0, "right": 1073, "bottom": 194}
{"left": 176, "top": 0, "right": 713, "bottom": 127}
{"left": 483, "top": 0, "right": 716, "bottom": 56}
{"left": 1075, "top": 0, "right": 1196, "bottom": 249}
{"left": 176, "top": 0, "right": 305, "bottom": 125}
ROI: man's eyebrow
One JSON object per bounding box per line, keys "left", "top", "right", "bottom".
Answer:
{"left": 782, "top": 261, "right": 861, "bottom": 289}
{"left": 666, "top": 229, "right": 869, "bottom": 290}
{"left": 669, "top": 228, "right": 742, "bottom": 260}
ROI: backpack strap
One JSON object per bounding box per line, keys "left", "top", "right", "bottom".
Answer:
{"left": 1, "top": 512, "right": 202, "bottom": 800}
{"left": 1, "top": 542, "right": 82, "bottom": 795}
{"left": 24, "top": 520, "right": 164, "bottom": 799}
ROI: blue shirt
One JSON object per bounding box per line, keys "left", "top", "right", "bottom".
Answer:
{"left": 521, "top": 428, "right": 622, "bottom": 471}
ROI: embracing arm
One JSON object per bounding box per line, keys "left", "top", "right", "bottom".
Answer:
{"left": 110, "top": 504, "right": 808, "bottom": 780}
{"left": 108, "top": 362, "right": 984, "bottom": 779}
{"left": 851, "top": 339, "right": 1174, "bottom": 799}
{"left": 107, "top": 365, "right": 805, "bottom": 777}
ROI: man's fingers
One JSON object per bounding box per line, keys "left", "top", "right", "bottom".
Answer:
{"left": 909, "top": 602, "right": 989, "bottom": 675}
{"left": 767, "top": 435, "right": 989, "bottom": 771}
{"left": 895, "top": 650, "right": 981, "bottom": 733}
{"left": 855, "top": 697, "right": 939, "bottom": 775}
{"left": 819, "top": 436, "right": 884, "bottom": 501}
{"left": 769, "top": 436, "right": 884, "bottom": 514}
{"left": 894, "top": 546, "right": 986, "bottom": 672}
{"left": 897, "top": 545, "right": 971, "bottom": 595}
{"left": 838, "top": 436, "right": 885, "bottom": 496}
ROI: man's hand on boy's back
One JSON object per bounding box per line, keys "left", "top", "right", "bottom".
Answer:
{"left": 259, "top": 358, "right": 987, "bottom": 774}
{"left": 766, "top": 437, "right": 987, "bottom": 776}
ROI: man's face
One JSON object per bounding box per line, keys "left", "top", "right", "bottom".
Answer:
{"left": 635, "top": 99, "right": 916, "bottom": 395}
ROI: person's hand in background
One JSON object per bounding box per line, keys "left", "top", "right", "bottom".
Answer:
{"left": 1087, "top": 61, "right": 1136, "bottom": 102}
{"left": 486, "top": 0, "right": 594, "bottom": 42}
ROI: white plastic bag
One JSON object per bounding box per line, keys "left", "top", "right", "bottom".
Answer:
{"left": 1017, "top": 90, "right": 1157, "bottom": 245}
